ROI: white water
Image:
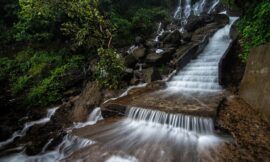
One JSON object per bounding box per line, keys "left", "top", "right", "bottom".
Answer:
{"left": 105, "top": 155, "right": 138, "bottom": 162}
{"left": 0, "top": 135, "right": 94, "bottom": 162}
{"left": 81, "top": 107, "right": 225, "bottom": 161}
{"left": 72, "top": 107, "right": 103, "bottom": 129}
{"left": 174, "top": 0, "right": 220, "bottom": 27}
{"left": 0, "top": 107, "right": 101, "bottom": 162}
{"left": 128, "top": 107, "right": 214, "bottom": 134}
{"left": 0, "top": 107, "right": 59, "bottom": 149}
{"left": 167, "top": 16, "right": 238, "bottom": 93}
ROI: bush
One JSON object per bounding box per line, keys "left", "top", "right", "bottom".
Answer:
{"left": 60, "top": 0, "right": 114, "bottom": 50}
{"left": 0, "top": 57, "right": 15, "bottom": 82}
{"left": 132, "top": 8, "right": 169, "bottom": 36}
{"left": 0, "top": 48, "right": 84, "bottom": 106}
{"left": 238, "top": 1, "right": 270, "bottom": 62}
{"left": 95, "top": 47, "right": 125, "bottom": 89}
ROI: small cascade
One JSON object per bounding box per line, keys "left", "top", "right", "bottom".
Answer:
{"left": 174, "top": 0, "right": 220, "bottom": 27}
{"left": 167, "top": 16, "right": 238, "bottom": 93}
{"left": 0, "top": 135, "right": 94, "bottom": 162}
{"left": 127, "top": 107, "right": 214, "bottom": 134}
{"left": 72, "top": 107, "right": 103, "bottom": 129}
{"left": 0, "top": 107, "right": 59, "bottom": 149}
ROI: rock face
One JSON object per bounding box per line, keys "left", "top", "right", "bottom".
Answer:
{"left": 142, "top": 67, "right": 162, "bottom": 83}
{"left": 55, "top": 81, "right": 102, "bottom": 124}
{"left": 239, "top": 42, "right": 270, "bottom": 123}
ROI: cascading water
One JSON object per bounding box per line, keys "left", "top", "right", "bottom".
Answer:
{"left": 0, "top": 1, "right": 239, "bottom": 161}
{"left": 0, "top": 107, "right": 59, "bottom": 149}
{"left": 128, "top": 107, "right": 214, "bottom": 134}
{"left": 69, "top": 106, "right": 224, "bottom": 161}
{"left": 174, "top": 0, "right": 220, "bottom": 27}
{"left": 0, "top": 107, "right": 101, "bottom": 162}
{"left": 167, "top": 16, "right": 238, "bottom": 93}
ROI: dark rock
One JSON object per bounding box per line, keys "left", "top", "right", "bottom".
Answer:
{"left": 185, "top": 15, "right": 215, "bottom": 32}
{"left": 142, "top": 67, "right": 162, "bottom": 83}
{"left": 52, "top": 81, "right": 102, "bottom": 124}
{"left": 184, "top": 16, "right": 206, "bottom": 32}
{"left": 135, "top": 36, "right": 144, "bottom": 45}
{"left": 145, "top": 40, "right": 158, "bottom": 48}
{"left": 213, "top": 14, "right": 229, "bottom": 26}
{"left": 132, "top": 47, "right": 146, "bottom": 59}
{"left": 158, "top": 31, "right": 170, "bottom": 42}
{"left": 124, "top": 54, "right": 137, "bottom": 68}
{"left": 163, "top": 30, "right": 181, "bottom": 45}
{"left": 0, "top": 126, "right": 12, "bottom": 142}
{"left": 219, "top": 40, "right": 245, "bottom": 90}
{"left": 182, "top": 32, "right": 192, "bottom": 42}
{"left": 146, "top": 48, "right": 176, "bottom": 65}
{"left": 240, "top": 42, "right": 270, "bottom": 124}
{"left": 146, "top": 81, "right": 166, "bottom": 89}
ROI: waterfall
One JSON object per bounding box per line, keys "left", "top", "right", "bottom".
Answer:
{"left": 127, "top": 107, "right": 214, "bottom": 134}
{"left": 167, "top": 16, "right": 239, "bottom": 93}
{"left": 174, "top": 0, "right": 221, "bottom": 27}
{"left": 0, "top": 107, "right": 59, "bottom": 149}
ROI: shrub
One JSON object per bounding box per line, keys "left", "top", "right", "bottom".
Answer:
{"left": 0, "top": 57, "right": 15, "bottom": 82}
{"left": 238, "top": 1, "right": 270, "bottom": 62}
{"left": 95, "top": 47, "right": 125, "bottom": 89}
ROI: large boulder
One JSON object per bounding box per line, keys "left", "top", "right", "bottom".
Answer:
{"left": 52, "top": 81, "right": 102, "bottom": 125}
{"left": 213, "top": 14, "right": 229, "bottom": 26}
{"left": 163, "top": 30, "right": 181, "bottom": 45}
{"left": 158, "top": 31, "right": 170, "bottom": 42}
{"left": 184, "top": 16, "right": 207, "bottom": 32}
{"left": 132, "top": 47, "right": 146, "bottom": 59}
{"left": 135, "top": 36, "right": 144, "bottom": 46}
{"left": 239, "top": 42, "right": 270, "bottom": 123}
{"left": 142, "top": 67, "right": 162, "bottom": 83}
{"left": 146, "top": 48, "right": 176, "bottom": 65}
{"left": 124, "top": 54, "right": 137, "bottom": 68}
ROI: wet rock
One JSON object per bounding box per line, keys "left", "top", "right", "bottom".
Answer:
{"left": 216, "top": 96, "right": 270, "bottom": 161}
{"left": 146, "top": 81, "right": 166, "bottom": 89}
{"left": 135, "top": 36, "right": 144, "bottom": 46}
{"left": 53, "top": 81, "right": 102, "bottom": 125}
{"left": 132, "top": 47, "right": 146, "bottom": 59}
{"left": 0, "top": 126, "right": 12, "bottom": 142}
{"left": 142, "top": 67, "right": 162, "bottom": 83}
{"left": 163, "top": 30, "right": 181, "bottom": 45}
{"left": 239, "top": 42, "right": 270, "bottom": 123}
{"left": 184, "top": 16, "right": 206, "bottom": 32}
{"left": 213, "top": 14, "right": 229, "bottom": 26}
{"left": 219, "top": 40, "right": 245, "bottom": 91}
{"left": 146, "top": 48, "right": 176, "bottom": 65}
{"left": 124, "top": 54, "right": 137, "bottom": 68}
{"left": 145, "top": 40, "right": 158, "bottom": 48}
{"left": 181, "top": 32, "right": 192, "bottom": 42}
{"left": 158, "top": 31, "right": 170, "bottom": 41}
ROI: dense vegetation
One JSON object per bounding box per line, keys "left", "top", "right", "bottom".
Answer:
{"left": 223, "top": 0, "right": 270, "bottom": 62}
{"left": 0, "top": 0, "right": 172, "bottom": 107}
{"left": 238, "top": 0, "right": 270, "bottom": 62}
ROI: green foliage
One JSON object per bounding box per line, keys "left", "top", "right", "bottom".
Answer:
{"left": 11, "top": 75, "right": 31, "bottom": 94}
{"left": 0, "top": 57, "right": 16, "bottom": 82}
{"left": 60, "top": 0, "right": 114, "bottom": 50}
{"left": 132, "top": 8, "right": 169, "bottom": 36}
{"left": 14, "top": 0, "right": 57, "bottom": 41}
{"left": 0, "top": 48, "right": 83, "bottom": 106}
{"left": 27, "top": 64, "right": 69, "bottom": 106}
{"left": 96, "top": 48, "right": 125, "bottom": 89}
{"left": 238, "top": 1, "right": 270, "bottom": 62}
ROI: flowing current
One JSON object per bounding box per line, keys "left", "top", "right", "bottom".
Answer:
{"left": 75, "top": 16, "right": 238, "bottom": 161}
{"left": 0, "top": 4, "right": 238, "bottom": 162}
{"left": 167, "top": 16, "right": 238, "bottom": 94}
